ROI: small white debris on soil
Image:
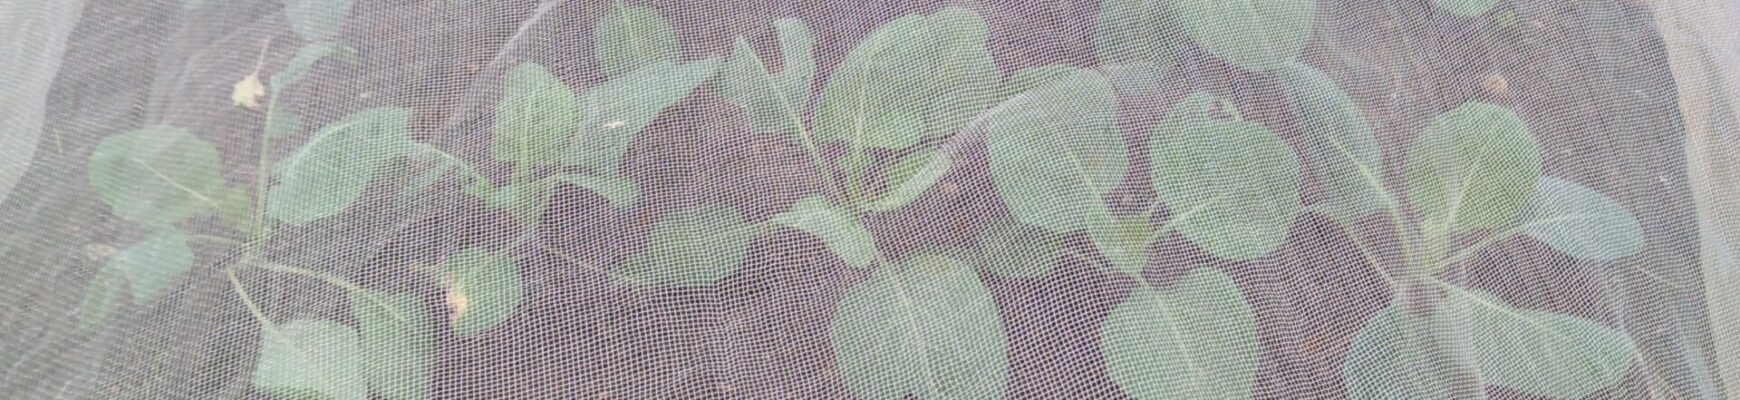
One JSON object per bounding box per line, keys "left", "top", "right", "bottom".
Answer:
{"left": 1481, "top": 73, "right": 1511, "bottom": 98}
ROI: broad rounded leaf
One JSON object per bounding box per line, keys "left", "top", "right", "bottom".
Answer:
{"left": 1087, "top": 213, "right": 1155, "bottom": 274}
{"left": 1521, "top": 177, "right": 1644, "bottom": 261}
{"left": 564, "top": 58, "right": 721, "bottom": 175}
{"left": 593, "top": 6, "right": 678, "bottom": 79}
{"left": 283, "top": 0, "right": 356, "bottom": 41}
{"left": 350, "top": 290, "right": 432, "bottom": 400}
{"left": 443, "top": 248, "right": 522, "bottom": 336}
{"left": 78, "top": 267, "right": 128, "bottom": 333}
{"left": 108, "top": 230, "right": 194, "bottom": 302}
{"left": 1404, "top": 102, "right": 1541, "bottom": 234}
{"left": 252, "top": 319, "right": 365, "bottom": 400}
{"left": 1101, "top": 267, "right": 1257, "bottom": 399}
{"left": 1276, "top": 62, "right": 1388, "bottom": 224}
{"left": 771, "top": 197, "right": 876, "bottom": 268}
{"left": 616, "top": 206, "right": 757, "bottom": 286}
{"left": 866, "top": 148, "right": 951, "bottom": 212}
{"left": 88, "top": 126, "right": 224, "bottom": 227}
{"left": 997, "top": 65, "right": 1087, "bottom": 104}
{"left": 829, "top": 253, "right": 1009, "bottom": 399}
{"left": 1174, "top": 0, "right": 1316, "bottom": 71}
{"left": 1459, "top": 290, "right": 1637, "bottom": 398}
{"left": 812, "top": 7, "right": 998, "bottom": 149}
{"left": 1434, "top": 0, "right": 1504, "bottom": 17}
{"left": 1150, "top": 93, "right": 1302, "bottom": 261}
{"left": 550, "top": 174, "right": 639, "bottom": 208}
{"left": 721, "top": 19, "right": 815, "bottom": 135}
{"left": 268, "top": 107, "right": 413, "bottom": 225}
{"left": 978, "top": 216, "right": 1065, "bottom": 278}
{"left": 1092, "top": 0, "right": 1182, "bottom": 67}
{"left": 985, "top": 71, "right": 1123, "bottom": 233}
{"left": 492, "top": 62, "right": 578, "bottom": 166}
{"left": 1341, "top": 306, "right": 1458, "bottom": 400}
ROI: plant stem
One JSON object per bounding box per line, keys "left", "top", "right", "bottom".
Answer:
{"left": 227, "top": 267, "right": 279, "bottom": 336}
{"left": 251, "top": 94, "right": 281, "bottom": 242}
{"left": 188, "top": 233, "right": 245, "bottom": 247}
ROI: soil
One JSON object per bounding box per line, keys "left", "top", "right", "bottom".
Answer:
{"left": 0, "top": 0, "right": 1713, "bottom": 399}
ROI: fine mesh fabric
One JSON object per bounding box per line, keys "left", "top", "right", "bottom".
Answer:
{"left": 3, "top": 0, "right": 1740, "bottom": 399}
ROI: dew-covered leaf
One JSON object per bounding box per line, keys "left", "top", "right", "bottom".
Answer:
{"left": 866, "top": 148, "right": 951, "bottom": 212}
{"left": 283, "top": 0, "right": 356, "bottom": 41}
{"left": 550, "top": 174, "right": 639, "bottom": 208}
{"left": 564, "top": 58, "right": 721, "bottom": 175}
{"left": 985, "top": 70, "right": 1123, "bottom": 233}
{"left": 252, "top": 319, "right": 365, "bottom": 400}
{"left": 1150, "top": 93, "right": 1301, "bottom": 261}
{"left": 721, "top": 19, "right": 815, "bottom": 135}
{"left": 978, "top": 216, "right": 1065, "bottom": 278}
{"left": 1093, "top": 0, "right": 1182, "bottom": 67}
{"left": 615, "top": 206, "right": 757, "bottom": 286}
{"left": 1101, "top": 267, "right": 1257, "bottom": 399}
{"left": 350, "top": 290, "right": 432, "bottom": 400}
{"left": 1404, "top": 102, "right": 1541, "bottom": 234}
{"left": 88, "top": 126, "right": 225, "bottom": 228}
{"left": 1520, "top": 177, "right": 1644, "bottom": 261}
{"left": 492, "top": 62, "right": 578, "bottom": 166}
{"left": 1276, "top": 62, "right": 1388, "bottom": 224}
{"left": 829, "top": 252, "right": 1009, "bottom": 399}
{"left": 812, "top": 7, "right": 998, "bottom": 149}
{"left": 1174, "top": 0, "right": 1316, "bottom": 71}
{"left": 771, "top": 197, "right": 876, "bottom": 268}
{"left": 593, "top": 6, "right": 678, "bottom": 79}
{"left": 443, "top": 248, "right": 522, "bottom": 336}
{"left": 270, "top": 42, "right": 359, "bottom": 92}
{"left": 268, "top": 107, "right": 413, "bottom": 225}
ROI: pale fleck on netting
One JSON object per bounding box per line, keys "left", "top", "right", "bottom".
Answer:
{"left": 3, "top": 0, "right": 1739, "bottom": 399}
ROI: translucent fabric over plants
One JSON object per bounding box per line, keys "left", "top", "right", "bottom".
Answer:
{"left": 5, "top": 0, "right": 1740, "bottom": 399}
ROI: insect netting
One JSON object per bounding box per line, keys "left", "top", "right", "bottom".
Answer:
{"left": 3, "top": 0, "right": 1740, "bottom": 399}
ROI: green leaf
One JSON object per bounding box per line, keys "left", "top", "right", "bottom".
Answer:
{"left": 479, "top": 180, "right": 550, "bottom": 227}
{"left": 1341, "top": 306, "right": 1459, "bottom": 400}
{"left": 350, "top": 290, "right": 432, "bottom": 400}
{"left": 282, "top": 0, "right": 356, "bottom": 41}
{"left": 549, "top": 174, "right": 638, "bottom": 208}
{"left": 88, "top": 126, "right": 225, "bottom": 228}
{"left": 1092, "top": 0, "right": 1182, "bottom": 67}
{"left": 1520, "top": 177, "right": 1644, "bottom": 261}
{"left": 593, "top": 6, "right": 679, "bottom": 79}
{"left": 1434, "top": 0, "right": 1504, "bottom": 17}
{"left": 977, "top": 217, "right": 1065, "bottom": 278}
{"left": 217, "top": 185, "right": 256, "bottom": 232}
{"left": 865, "top": 148, "right": 951, "bottom": 212}
{"left": 444, "top": 248, "right": 522, "bottom": 336}
{"left": 1404, "top": 102, "right": 1541, "bottom": 234}
{"left": 720, "top": 19, "right": 815, "bottom": 135}
{"left": 183, "top": 0, "right": 209, "bottom": 10}
{"left": 828, "top": 252, "right": 1009, "bottom": 399}
{"left": 1276, "top": 62, "right": 1388, "bottom": 224}
{"left": 268, "top": 107, "right": 413, "bottom": 225}
{"left": 985, "top": 70, "right": 1123, "bottom": 233}
{"left": 1173, "top": 0, "right": 1316, "bottom": 71}
{"left": 269, "top": 42, "right": 359, "bottom": 92}
{"left": 770, "top": 197, "right": 876, "bottom": 268}
{"left": 252, "top": 319, "right": 365, "bottom": 400}
{"left": 1150, "top": 93, "right": 1302, "bottom": 261}
{"left": 563, "top": 58, "right": 722, "bottom": 175}
{"left": 107, "top": 231, "right": 194, "bottom": 302}
{"left": 812, "top": 7, "right": 998, "bottom": 149}
{"left": 1087, "top": 214, "right": 1154, "bottom": 274}
{"left": 78, "top": 267, "right": 128, "bottom": 333}
{"left": 492, "top": 62, "right": 579, "bottom": 166}
{"left": 615, "top": 206, "right": 757, "bottom": 286}
{"left": 996, "top": 65, "right": 1087, "bottom": 104}
{"left": 1459, "top": 289, "right": 1637, "bottom": 399}
{"left": 1100, "top": 267, "right": 1258, "bottom": 399}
